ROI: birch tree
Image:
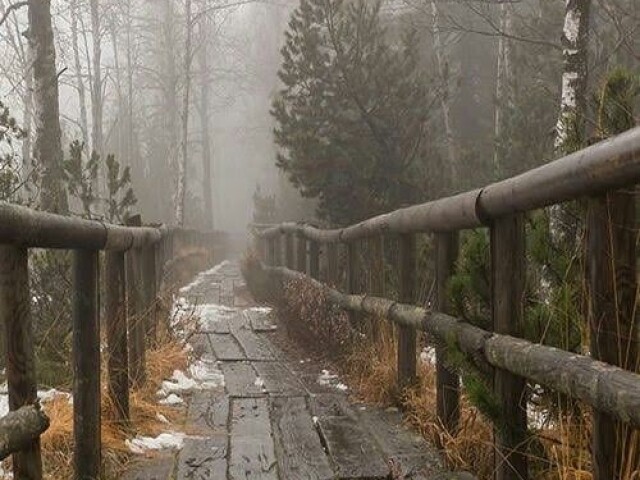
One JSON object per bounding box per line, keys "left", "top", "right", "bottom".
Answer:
{"left": 28, "top": 0, "right": 68, "bottom": 213}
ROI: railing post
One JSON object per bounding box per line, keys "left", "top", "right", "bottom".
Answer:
{"left": 142, "top": 243, "right": 158, "bottom": 344}
{"left": 435, "top": 232, "right": 461, "bottom": 436}
{"left": 347, "top": 241, "right": 358, "bottom": 294}
{"left": 587, "top": 191, "right": 638, "bottom": 480}
{"left": 73, "top": 249, "right": 101, "bottom": 480}
{"left": 491, "top": 215, "right": 528, "bottom": 480}
{"left": 397, "top": 234, "right": 417, "bottom": 391}
{"left": 0, "top": 246, "right": 43, "bottom": 479}
{"left": 309, "top": 240, "right": 320, "bottom": 279}
{"left": 267, "top": 237, "right": 276, "bottom": 266}
{"left": 274, "top": 234, "right": 282, "bottom": 266}
{"left": 126, "top": 217, "right": 146, "bottom": 387}
{"left": 296, "top": 234, "right": 306, "bottom": 273}
{"left": 370, "top": 236, "right": 384, "bottom": 296}
{"left": 327, "top": 242, "right": 338, "bottom": 286}
{"left": 105, "top": 250, "right": 130, "bottom": 426}
{"left": 285, "top": 233, "right": 295, "bottom": 269}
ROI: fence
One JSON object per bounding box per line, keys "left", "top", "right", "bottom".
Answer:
{"left": 0, "top": 202, "right": 227, "bottom": 479}
{"left": 254, "top": 126, "right": 640, "bottom": 480}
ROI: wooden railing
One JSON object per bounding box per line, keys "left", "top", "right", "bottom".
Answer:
{"left": 0, "top": 203, "right": 227, "bottom": 479}
{"left": 254, "top": 126, "right": 640, "bottom": 480}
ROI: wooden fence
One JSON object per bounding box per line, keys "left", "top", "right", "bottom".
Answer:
{"left": 0, "top": 203, "right": 226, "bottom": 479}
{"left": 254, "top": 126, "right": 640, "bottom": 480}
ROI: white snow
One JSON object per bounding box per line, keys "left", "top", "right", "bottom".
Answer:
{"left": 125, "top": 432, "right": 186, "bottom": 454}
{"left": 562, "top": 7, "right": 581, "bottom": 43}
{"left": 159, "top": 393, "right": 184, "bottom": 406}
{"left": 419, "top": 347, "right": 436, "bottom": 365}
{"left": 317, "top": 369, "right": 348, "bottom": 392}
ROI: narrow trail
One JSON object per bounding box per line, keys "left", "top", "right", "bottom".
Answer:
{"left": 125, "top": 260, "right": 472, "bottom": 480}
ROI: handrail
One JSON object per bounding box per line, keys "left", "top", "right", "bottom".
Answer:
{"left": 258, "top": 125, "right": 640, "bottom": 240}
{"left": 0, "top": 202, "right": 163, "bottom": 250}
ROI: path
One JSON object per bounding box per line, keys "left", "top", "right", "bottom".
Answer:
{"left": 125, "top": 261, "right": 473, "bottom": 480}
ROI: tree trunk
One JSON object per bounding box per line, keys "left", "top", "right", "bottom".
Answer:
{"left": 492, "top": 2, "right": 514, "bottom": 179}
{"left": 71, "top": 0, "right": 89, "bottom": 147}
{"left": 430, "top": 0, "right": 457, "bottom": 188}
{"left": 28, "top": 0, "right": 68, "bottom": 214}
{"left": 89, "top": 0, "right": 103, "bottom": 196}
{"left": 198, "top": 14, "right": 213, "bottom": 230}
{"left": 175, "top": 0, "right": 192, "bottom": 226}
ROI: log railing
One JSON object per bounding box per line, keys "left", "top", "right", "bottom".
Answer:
{"left": 0, "top": 202, "right": 226, "bottom": 479}
{"left": 253, "top": 125, "right": 640, "bottom": 480}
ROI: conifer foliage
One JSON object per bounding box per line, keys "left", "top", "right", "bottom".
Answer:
{"left": 272, "top": 0, "right": 436, "bottom": 225}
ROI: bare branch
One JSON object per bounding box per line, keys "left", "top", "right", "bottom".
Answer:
{"left": 0, "top": 0, "right": 26, "bottom": 29}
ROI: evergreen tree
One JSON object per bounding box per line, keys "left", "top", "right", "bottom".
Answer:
{"left": 272, "top": 0, "right": 438, "bottom": 225}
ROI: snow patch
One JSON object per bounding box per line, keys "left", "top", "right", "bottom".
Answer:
{"left": 125, "top": 432, "right": 186, "bottom": 454}
{"left": 317, "top": 370, "right": 348, "bottom": 392}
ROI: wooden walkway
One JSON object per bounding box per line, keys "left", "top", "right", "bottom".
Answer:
{"left": 125, "top": 261, "right": 473, "bottom": 480}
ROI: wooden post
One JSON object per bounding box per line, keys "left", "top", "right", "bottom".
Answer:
{"left": 142, "top": 244, "right": 158, "bottom": 344}
{"left": 327, "top": 242, "right": 338, "bottom": 286}
{"left": 296, "top": 234, "right": 306, "bottom": 273}
{"left": 397, "top": 234, "right": 417, "bottom": 391}
{"left": 0, "top": 246, "right": 43, "bottom": 479}
{"left": 370, "top": 236, "right": 384, "bottom": 296}
{"left": 435, "top": 232, "right": 461, "bottom": 436}
{"left": 267, "top": 237, "right": 275, "bottom": 266}
{"left": 126, "top": 217, "right": 145, "bottom": 387}
{"left": 309, "top": 240, "right": 320, "bottom": 279}
{"left": 491, "top": 215, "right": 528, "bottom": 480}
{"left": 105, "top": 250, "right": 130, "bottom": 426}
{"left": 587, "top": 191, "right": 638, "bottom": 480}
{"left": 72, "top": 249, "right": 101, "bottom": 480}
{"left": 285, "top": 233, "right": 295, "bottom": 269}
{"left": 274, "top": 234, "right": 282, "bottom": 266}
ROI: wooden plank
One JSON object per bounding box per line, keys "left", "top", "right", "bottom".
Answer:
{"left": 229, "top": 397, "right": 278, "bottom": 479}
{"left": 220, "top": 362, "right": 262, "bottom": 397}
{"left": 491, "top": 214, "right": 528, "bottom": 480}
{"left": 209, "top": 333, "right": 245, "bottom": 361}
{"left": 253, "top": 362, "right": 306, "bottom": 396}
{"left": 270, "top": 397, "right": 334, "bottom": 480}
{"left": 189, "top": 333, "right": 213, "bottom": 358}
{"left": 246, "top": 309, "right": 277, "bottom": 332}
{"left": 188, "top": 391, "right": 229, "bottom": 432}
{"left": 435, "top": 232, "right": 460, "bottom": 436}
{"left": 309, "top": 393, "right": 354, "bottom": 418}
{"left": 177, "top": 434, "right": 227, "bottom": 480}
{"left": 398, "top": 233, "right": 417, "bottom": 390}
{"left": 358, "top": 408, "right": 432, "bottom": 458}
{"left": 232, "top": 329, "right": 275, "bottom": 361}
{"left": 123, "top": 455, "right": 174, "bottom": 480}
{"left": 317, "top": 415, "right": 389, "bottom": 479}
{"left": 0, "top": 246, "right": 43, "bottom": 479}
{"left": 73, "top": 249, "right": 101, "bottom": 480}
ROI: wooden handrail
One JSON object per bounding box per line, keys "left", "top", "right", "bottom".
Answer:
{"left": 258, "top": 125, "right": 640, "bottom": 241}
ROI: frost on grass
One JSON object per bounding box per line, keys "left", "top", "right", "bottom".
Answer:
{"left": 317, "top": 369, "right": 348, "bottom": 392}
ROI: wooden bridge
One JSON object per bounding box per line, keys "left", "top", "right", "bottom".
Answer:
{"left": 0, "top": 125, "right": 638, "bottom": 480}
{"left": 252, "top": 126, "right": 640, "bottom": 480}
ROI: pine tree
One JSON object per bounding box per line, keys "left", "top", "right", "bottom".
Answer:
{"left": 272, "top": 0, "right": 437, "bottom": 225}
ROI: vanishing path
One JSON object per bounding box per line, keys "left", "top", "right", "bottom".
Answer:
{"left": 126, "top": 261, "right": 473, "bottom": 480}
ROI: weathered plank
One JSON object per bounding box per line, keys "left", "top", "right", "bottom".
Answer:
{"left": 122, "top": 455, "right": 174, "bottom": 480}
{"left": 232, "top": 329, "right": 275, "bottom": 361}
{"left": 229, "top": 397, "right": 278, "bottom": 479}
{"left": 253, "top": 362, "right": 306, "bottom": 396}
{"left": 246, "top": 310, "right": 277, "bottom": 332}
{"left": 188, "top": 391, "right": 229, "bottom": 433}
{"left": 309, "top": 393, "right": 354, "bottom": 418}
{"left": 317, "top": 415, "right": 389, "bottom": 479}
{"left": 270, "top": 397, "right": 334, "bottom": 480}
{"left": 190, "top": 333, "right": 213, "bottom": 357}
{"left": 177, "top": 434, "right": 227, "bottom": 480}
{"left": 220, "top": 362, "right": 262, "bottom": 397}
{"left": 210, "top": 334, "right": 245, "bottom": 361}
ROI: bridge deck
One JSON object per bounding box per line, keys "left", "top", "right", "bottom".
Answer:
{"left": 125, "top": 261, "right": 472, "bottom": 480}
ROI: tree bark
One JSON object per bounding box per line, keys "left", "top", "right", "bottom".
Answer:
{"left": 198, "top": 14, "right": 213, "bottom": 230}
{"left": 175, "top": 0, "right": 193, "bottom": 226}
{"left": 28, "top": 0, "right": 68, "bottom": 214}
{"left": 493, "top": 2, "right": 514, "bottom": 179}
{"left": 70, "top": 0, "right": 89, "bottom": 147}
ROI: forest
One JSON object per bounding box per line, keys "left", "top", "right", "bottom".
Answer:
{"left": 0, "top": 0, "right": 637, "bottom": 478}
